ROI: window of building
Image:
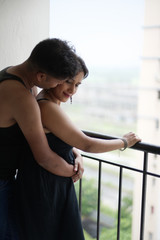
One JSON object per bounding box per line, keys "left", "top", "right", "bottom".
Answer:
{"left": 149, "top": 232, "right": 153, "bottom": 240}
{"left": 151, "top": 206, "right": 154, "bottom": 214}
{"left": 152, "top": 177, "right": 156, "bottom": 186}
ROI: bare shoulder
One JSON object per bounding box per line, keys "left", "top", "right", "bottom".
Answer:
{"left": 38, "top": 100, "right": 71, "bottom": 130}
{"left": 38, "top": 99, "right": 87, "bottom": 149}
{"left": 0, "top": 80, "right": 37, "bottom": 126}
{"left": 38, "top": 100, "right": 63, "bottom": 116}
{"left": 0, "top": 80, "right": 32, "bottom": 101}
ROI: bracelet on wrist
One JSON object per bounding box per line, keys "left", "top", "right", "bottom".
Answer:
{"left": 120, "top": 138, "right": 128, "bottom": 151}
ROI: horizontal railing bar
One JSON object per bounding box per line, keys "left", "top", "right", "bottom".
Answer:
{"left": 83, "top": 130, "right": 160, "bottom": 154}
{"left": 79, "top": 130, "right": 160, "bottom": 239}
{"left": 82, "top": 154, "right": 145, "bottom": 173}
{"left": 82, "top": 154, "right": 160, "bottom": 178}
{"left": 145, "top": 171, "right": 160, "bottom": 178}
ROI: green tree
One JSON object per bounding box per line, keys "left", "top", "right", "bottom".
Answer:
{"left": 75, "top": 177, "right": 97, "bottom": 216}
{"left": 100, "top": 196, "right": 133, "bottom": 240}
{"left": 75, "top": 178, "right": 133, "bottom": 240}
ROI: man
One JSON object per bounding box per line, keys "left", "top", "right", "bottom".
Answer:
{"left": 0, "top": 38, "right": 83, "bottom": 239}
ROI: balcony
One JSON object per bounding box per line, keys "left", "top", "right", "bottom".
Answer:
{"left": 76, "top": 131, "right": 160, "bottom": 240}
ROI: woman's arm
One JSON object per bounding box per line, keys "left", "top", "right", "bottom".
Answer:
{"left": 39, "top": 101, "right": 141, "bottom": 153}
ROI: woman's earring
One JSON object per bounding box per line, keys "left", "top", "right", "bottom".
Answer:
{"left": 70, "top": 96, "right": 72, "bottom": 104}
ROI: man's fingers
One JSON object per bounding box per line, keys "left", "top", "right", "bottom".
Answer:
{"left": 74, "top": 161, "right": 78, "bottom": 172}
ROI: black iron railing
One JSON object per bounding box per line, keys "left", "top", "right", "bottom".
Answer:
{"left": 78, "top": 131, "right": 160, "bottom": 240}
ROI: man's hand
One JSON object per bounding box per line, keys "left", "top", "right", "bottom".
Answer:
{"left": 72, "top": 148, "right": 84, "bottom": 183}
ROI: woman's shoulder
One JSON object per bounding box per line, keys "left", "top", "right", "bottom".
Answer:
{"left": 38, "top": 98, "right": 63, "bottom": 122}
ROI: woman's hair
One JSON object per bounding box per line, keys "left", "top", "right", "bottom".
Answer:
{"left": 76, "top": 56, "right": 89, "bottom": 79}
{"left": 28, "top": 38, "right": 87, "bottom": 80}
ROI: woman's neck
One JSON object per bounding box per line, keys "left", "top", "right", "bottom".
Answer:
{"left": 37, "top": 90, "right": 61, "bottom": 105}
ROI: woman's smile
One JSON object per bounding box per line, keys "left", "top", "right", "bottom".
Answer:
{"left": 63, "top": 92, "right": 70, "bottom": 98}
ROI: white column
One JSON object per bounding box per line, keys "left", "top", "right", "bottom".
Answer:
{"left": 0, "top": 0, "right": 50, "bottom": 69}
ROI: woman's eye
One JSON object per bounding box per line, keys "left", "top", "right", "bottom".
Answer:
{"left": 76, "top": 83, "right": 81, "bottom": 88}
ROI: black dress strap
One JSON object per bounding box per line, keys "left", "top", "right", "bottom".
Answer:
{"left": 37, "top": 98, "right": 49, "bottom": 102}
{"left": 0, "top": 67, "right": 26, "bottom": 87}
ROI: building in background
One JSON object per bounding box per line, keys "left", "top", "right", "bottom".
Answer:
{"left": 132, "top": 0, "right": 160, "bottom": 239}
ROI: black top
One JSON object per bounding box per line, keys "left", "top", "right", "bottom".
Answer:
{"left": 0, "top": 67, "right": 25, "bottom": 85}
{"left": 46, "top": 132, "right": 74, "bottom": 165}
{"left": 0, "top": 67, "right": 27, "bottom": 179}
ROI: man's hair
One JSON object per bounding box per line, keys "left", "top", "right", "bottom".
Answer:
{"left": 28, "top": 38, "right": 84, "bottom": 80}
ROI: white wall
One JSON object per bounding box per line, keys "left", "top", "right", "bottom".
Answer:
{"left": 0, "top": 0, "right": 50, "bottom": 69}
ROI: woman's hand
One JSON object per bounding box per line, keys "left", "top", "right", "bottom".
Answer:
{"left": 72, "top": 148, "right": 84, "bottom": 183}
{"left": 122, "top": 132, "right": 141, "bottom": 148}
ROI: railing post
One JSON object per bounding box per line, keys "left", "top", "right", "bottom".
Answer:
{"left": 140, "top": 151, "right": 148, "bottom": 240}
{"left": 80, "top": 133, "right": 159, "bottom": 240}
{"left": 97, "top": 161, "right": 102, "bottom": 240}
{"left": 117, "top": 167, "right": 123, "bottom": 240}
{"left": 79, "top": 178, "right": 82, "bottom": 213}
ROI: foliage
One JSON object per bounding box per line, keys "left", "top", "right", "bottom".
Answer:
{"left": 83, "top": 230, "right": 96, "bottom": 240}
{"left": 75, "top": 177, "right": 97, "bottom": 216}
{"left": 100, "top": 196, "right": 133, "bottom": 240}
{"left": 75, "top": 176, "right": 133, "bottom": 239}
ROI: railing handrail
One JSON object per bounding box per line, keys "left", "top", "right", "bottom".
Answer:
{"left": 80, "top": 130, "right": 160, "bottom": 240}
{"left": 83, "top": 130, "right": 160, "bottom": 155}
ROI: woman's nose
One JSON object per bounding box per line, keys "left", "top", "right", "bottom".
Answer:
{"left": 68, "top": 85, "right": 75, "bottom": 93}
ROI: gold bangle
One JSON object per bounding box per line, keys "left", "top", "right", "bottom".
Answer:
{"left": 120, "top": 138, "right": 128, "bottom": 151}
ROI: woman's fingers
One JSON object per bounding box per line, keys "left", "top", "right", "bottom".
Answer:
{"left": 123, "top": 132, "right": 141, "bottom": 148}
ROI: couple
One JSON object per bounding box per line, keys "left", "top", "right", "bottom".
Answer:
{"left": 0, "top": 38, "right": 141, "bottom": 240}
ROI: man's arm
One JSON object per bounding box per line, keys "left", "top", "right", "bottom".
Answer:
{"left": 72, "top": 148, "right": 84, "bottom": 182}
{"left": 10, "top": 84, "right": 75, "bottom": 177}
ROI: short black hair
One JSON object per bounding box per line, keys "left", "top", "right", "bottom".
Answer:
{"left": 28, "top": 38, "right": 83, "bottom": 80}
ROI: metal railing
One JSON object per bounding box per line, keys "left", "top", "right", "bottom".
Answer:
{"left": 78, "top": 131, "right": 160, "bottom": 240}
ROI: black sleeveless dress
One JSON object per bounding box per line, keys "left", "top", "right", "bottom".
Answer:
{"left": 16, "top": 133, "right": 85, "bottom": 240}
{"left": 0, "top": 67, "right": 29, "bottom": 240}
{"left": 0, "top": 67, "right": 27, "bottom": 179}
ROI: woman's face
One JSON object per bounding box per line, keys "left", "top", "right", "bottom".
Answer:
{"left": 50, "top": 71, "right": 84, "bottom": 103}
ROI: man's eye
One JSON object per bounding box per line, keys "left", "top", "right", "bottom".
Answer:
{"left": 66, "top": 80, "right": 72, "bottom": 84}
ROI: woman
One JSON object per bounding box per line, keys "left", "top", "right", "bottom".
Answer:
{"left": 16, "top": 56, "right": 141, "bottom": 240}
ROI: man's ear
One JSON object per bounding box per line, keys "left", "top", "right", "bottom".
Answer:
{"left": 36, "top": 72, "right": 47, "bottom": 83}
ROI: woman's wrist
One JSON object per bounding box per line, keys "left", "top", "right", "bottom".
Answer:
{"left": 120, "top": 138, "right": 128, "bottom": 151}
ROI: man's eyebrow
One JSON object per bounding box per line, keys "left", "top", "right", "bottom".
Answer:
{"left": 66, "top": 78, "right": 74, "bottom": 81}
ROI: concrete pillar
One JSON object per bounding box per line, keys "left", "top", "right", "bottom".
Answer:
{"left": 0, "top": 0, "right": 50, "bottom": 69}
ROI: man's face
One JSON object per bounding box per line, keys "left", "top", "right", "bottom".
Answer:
{"left": 35, "top": 72, "right": 65, "bottom": 89}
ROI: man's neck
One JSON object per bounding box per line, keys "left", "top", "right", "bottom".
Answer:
{"left": 7, "top": 61, "right": 35, "bottom": 89}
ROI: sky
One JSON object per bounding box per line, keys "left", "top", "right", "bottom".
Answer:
{"left": 50, "top": 0, "right": 145, "bottom": 69}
